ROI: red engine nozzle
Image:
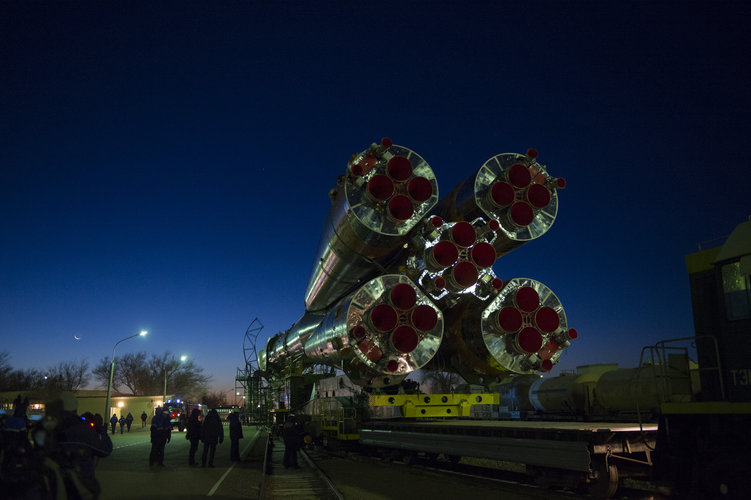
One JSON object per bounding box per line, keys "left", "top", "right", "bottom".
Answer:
{"left": 411, "top": 304, "right": 438, "bottom": 332}
{"left": 391, "top": 325, "right": 419, "bottom": 354}
{"left": 391, "top": 283, "right": 417, "bottom": 310}
{"left": 370, "top": 304, "right": 398, "bottom": 332}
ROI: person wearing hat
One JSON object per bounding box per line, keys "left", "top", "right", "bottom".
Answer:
{"left": 109, "top": 413, "right": 118, "bottom": 435}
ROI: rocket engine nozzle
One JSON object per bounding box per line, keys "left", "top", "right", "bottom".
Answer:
{"left": 480, "top": 278, "right": 575, "bottom": 374}
{"left": 303, "top": 274, "right": 444, "bottom": 389}
{"left": 433, "top": 150, "right": 563, "bottom": 258}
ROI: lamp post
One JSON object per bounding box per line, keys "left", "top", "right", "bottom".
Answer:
{"left": 104, "top": 330, "right": 147, "bottom": 418}
{"left": 163, "top": 354, "right": 187, "bottom": 405}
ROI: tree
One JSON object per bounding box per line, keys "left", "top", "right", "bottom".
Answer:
{"left": 201, "top": 391, "right": 227, "bottom": 409}
{"left": 0, "top": 352, "right": 46, "bottom": 392}
{"left": 91, "top": 356, "right": 114, "bottom": 391}
{"left": 90, "top": 351, "right": 210, "bottom": 396}
{"left": 45, "top": 360, "right": 90, "bottom": 391}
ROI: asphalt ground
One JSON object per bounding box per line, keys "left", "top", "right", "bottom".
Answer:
{"left": 96, "top": 424, "right": 266, "bottom": 499}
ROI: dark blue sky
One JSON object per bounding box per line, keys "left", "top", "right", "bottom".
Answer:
{"left": 2, "top": 1, "right": 749, "bottom": 394}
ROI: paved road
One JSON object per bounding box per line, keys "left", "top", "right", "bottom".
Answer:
{"left": 96, "top": 425, "right": 265, "bottom": 500}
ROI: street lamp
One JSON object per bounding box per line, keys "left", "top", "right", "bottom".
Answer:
{"left": 163, "top": 354, "right": 187, "bottom": 405}
{"left": 104, "top": 330, "right": 147, "bottom": 418}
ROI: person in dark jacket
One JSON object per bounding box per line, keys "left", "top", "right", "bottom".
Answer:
{"left": 185, "top": 408, "right": 202, "bottom": 466}
{"left": 228, "top": 412, "right": 243, "bottom": 462}
{"left": 118, "top": 415, "right": 126, "bottom": 434}
{"left": 125, "top": 412, "right": 133, "bottom": 432}
{"left": 141, "top": 411, "right": 147, "bottom": 428}
{"left": 51, "top": 392, "right": 113, "bottom": 499}
{"left": 149, "top": 408, "right": 171, "bottom": 468}
{"left": 282, "top": 414, "right": 303, "bottom": 469}
{"left": 109, "top": 414, "right": 118, "bottom": 435}
{"left": 200, "top": 409, "right": 224, "bottom": 467}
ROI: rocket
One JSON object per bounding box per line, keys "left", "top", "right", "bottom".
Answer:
{"left": 258, "top": 139, "right": 575, "bottom": 391}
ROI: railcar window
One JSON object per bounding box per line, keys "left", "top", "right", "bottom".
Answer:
{"left": 721, "top": 262, "right": 751, "bottom": 320}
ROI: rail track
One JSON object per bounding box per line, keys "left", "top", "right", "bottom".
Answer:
{"left": 259, "top": 435, "right": 343, "bottom": 500}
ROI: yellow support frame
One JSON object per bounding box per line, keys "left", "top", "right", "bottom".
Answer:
{"left": 370, "top": 393, "right": 499, "bottom": 418}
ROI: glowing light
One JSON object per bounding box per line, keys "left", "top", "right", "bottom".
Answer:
{"left": 117, "top": 402, "right": 124, "bottom": 408}
{"left": 140, "top": 330, "right": 148, "bottom": 336}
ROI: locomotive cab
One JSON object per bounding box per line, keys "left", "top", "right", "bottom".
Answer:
{"left": 653, "top": 216, "right": 751, "bottom": 498}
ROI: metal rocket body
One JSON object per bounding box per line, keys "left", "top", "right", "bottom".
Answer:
{"left": 259, "top": 139, "right": 576, "bottom": 391}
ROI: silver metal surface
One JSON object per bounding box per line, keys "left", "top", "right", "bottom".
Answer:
{"left": 304, "top": 274, "right": 443, "bottom": 388}
{"left": 434, "top": 152, "right": 560, "bottom": 257}
{"left": 481, "top": 278, "right": 569, "bottom": 374}
{"left": 304, "top": 143, "right": 438, "bottom": 312}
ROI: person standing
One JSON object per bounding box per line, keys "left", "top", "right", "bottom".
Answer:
{"left": 118, "top": 415, "right": 126, "bottom": 434}
{"left": 149, "top": 408, "right": 171, "bottom": 468}
{"left": 282, "top": 414, "right": 303, "bottom": 469}
{"left": 141, "top": 410, "right": 148, "bottom": 428}
{"left": 125, "top": 412, "right": 134, "bottom": 432}
{"left": 109, "top": 414, "right": 118, "bottom": 435}
{"left": 228, "top": 412, "right": 243, "bottom": 462}
{"left": 53, "top": 392, "right": 113, "bottom": 499}
{"left": 200, "top": 408, "right": 223, "bottom": 468}
{"left": 185, "top": 408, "right": 202, "bottom": 466}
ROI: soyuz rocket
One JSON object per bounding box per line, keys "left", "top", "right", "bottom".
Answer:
{"left": 258, "top": 138, "right": 577, "bottom": 390}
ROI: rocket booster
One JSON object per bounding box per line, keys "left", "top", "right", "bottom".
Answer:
{"left": 259, "top": 139, "right": 576, "bottom": 391}
{"left": 433, "top": 149, "right": 565, "bottom": 257}
{"left": 304, "top": 139, "right": 439, "bottom": 312}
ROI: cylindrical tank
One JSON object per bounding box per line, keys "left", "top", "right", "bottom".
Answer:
{"left": 595, "top": 364, "right": 664, "bottom": 414}
{"left": 529, "top": 364, "right": 618, "bottom": 414}
{"left": 496, "top": 374, "right": 539, "bottom": 413}
{"left": 304, "top": 141, "right": 439, "bottom": 312}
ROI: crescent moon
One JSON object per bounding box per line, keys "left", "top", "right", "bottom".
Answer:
{"left": 74, "top": 335, "right": 81, "bottom": 340}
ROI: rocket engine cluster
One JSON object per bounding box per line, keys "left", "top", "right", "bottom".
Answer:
{"left": 258, "top": 138, "right": 577, "bottom": 390}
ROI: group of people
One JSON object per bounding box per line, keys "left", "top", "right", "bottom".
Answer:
{"left": 108, "top": 412, "right": 135, "bottom": 434}
{"left": 149, "top": 407, "right": 244, "bottom": 469}
{"left": 1, "top": 392, "right": 113, "bottom": 499}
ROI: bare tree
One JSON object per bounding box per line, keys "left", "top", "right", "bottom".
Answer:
{"left": 119, "top": 352, "right": 149, "bottom": 395}
{"left": 45, "top": 360, "right": 90, "bottom": 391}
{"left": 201, "top": 391, "right": 227, "bottom": 409}
{"left": 91, "top": 356, "right": 114, "bottom": 390}
{"left": 1, "top": 368, "right": 45, "bottom": 392}
{"left": 90, "top": 351, "right": 210, "bottom": 396}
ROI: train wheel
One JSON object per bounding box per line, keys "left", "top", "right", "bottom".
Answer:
{"left": 589, "top": 460, "right": 618, "bottom": 498}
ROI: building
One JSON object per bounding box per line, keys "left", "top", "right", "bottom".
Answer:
{"left": 0, "top": 390, "right": 175, "bottom": 425}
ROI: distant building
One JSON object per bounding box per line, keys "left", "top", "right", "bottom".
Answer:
{"left": 0, "top": 390, "right": 175, "bottom": 424}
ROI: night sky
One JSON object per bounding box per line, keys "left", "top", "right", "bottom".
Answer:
{"left": 2, "top": 1, "right": 750, "bottom": 395}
